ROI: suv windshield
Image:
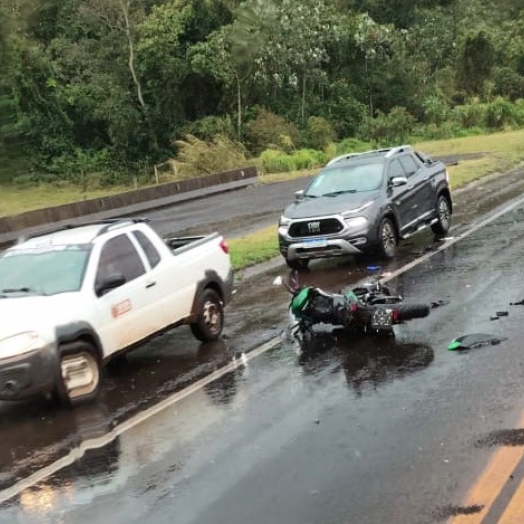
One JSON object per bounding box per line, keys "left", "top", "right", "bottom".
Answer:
{"left": 305, "top": 162, "right": 384, "bottom": 198}
{"left": 0, "top": 245, "right": 91, "bottom": 297}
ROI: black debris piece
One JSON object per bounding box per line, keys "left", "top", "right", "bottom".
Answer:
{"left": 510, "top": 299, "right": 524, "bottom": 306}
{"left": 431, "top": 300, "right": 450, "bottom": 309}
{"left": 496, "top": 311, "right": 509, "bottom": 317}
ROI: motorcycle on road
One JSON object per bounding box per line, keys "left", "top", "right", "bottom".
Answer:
{"left": 273, "top": 269, "right": 430, "bottom": 343}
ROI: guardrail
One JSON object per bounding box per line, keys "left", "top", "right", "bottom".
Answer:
{"left": 0, "top": 166, "right": 258, "bottom": 250}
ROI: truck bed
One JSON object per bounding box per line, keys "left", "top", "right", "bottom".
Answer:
{"left": 164, "top": 233, "right": 221, "bottom": 255}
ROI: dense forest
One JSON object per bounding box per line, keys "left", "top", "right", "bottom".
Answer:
{"left": 1, "top": 0, "right": 524, "bottom": 185}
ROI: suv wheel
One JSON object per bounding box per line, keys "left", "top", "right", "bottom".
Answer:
{"left": 377, "top": 217, "right": 397, "bottom": 259}
{"left": 431, "top": 195, "right": 451, "bottom": 236}
{"left": 285, "top": 258, "right": 310, "bottom": 270}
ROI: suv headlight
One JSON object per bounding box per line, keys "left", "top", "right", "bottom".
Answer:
{"left": 0, "top": 332, "right": 47, "bottom": 359}
{"left": 343, "top": 216, "right": 368, "bottom": 229}
{"left": 279, "top": 215, "right": 292, "bottom": 227}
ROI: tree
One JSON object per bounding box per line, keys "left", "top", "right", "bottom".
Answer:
{"left": 457, "top": 30, "right": 495, "bottom": 96}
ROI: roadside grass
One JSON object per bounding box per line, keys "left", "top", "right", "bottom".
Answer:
{"left": 228, "top": 225, "right": 278, "bottom": 270}
{"left": 0, "top": 185, "right": 128, "bottom": 217}
{"left": 416, "top": 129, "right": 524, "bottom": 189}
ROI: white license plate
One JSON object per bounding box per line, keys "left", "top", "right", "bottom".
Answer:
{"left": 303, "top": 238, "right": 327, "bottom": 249}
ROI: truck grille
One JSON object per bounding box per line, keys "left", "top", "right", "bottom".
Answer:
{"left": 288, "top": 218, "right": 344, "bottom": 238}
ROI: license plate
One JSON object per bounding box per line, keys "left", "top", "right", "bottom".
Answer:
{"left": 371, "top": 308, "right": 393, "bottom": 329}
{"left": 302, "top": 237, "right": 327, "bottom": 249}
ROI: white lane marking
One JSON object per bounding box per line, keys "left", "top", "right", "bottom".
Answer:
{"left": 0, "top": 338, "right": 281, "bottom": 505}
{"left": 2, "top": 194, "right": 524, "bottom": 505}
{"left": 379, "top": 195, "right": 524, "bottom": 284}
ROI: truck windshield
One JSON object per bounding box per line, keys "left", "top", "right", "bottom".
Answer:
{"left": 0, "top": 245, "right": 91, "bottom": 297}
{"left": 306, "top": 162, "right": 384, "bottom": 197}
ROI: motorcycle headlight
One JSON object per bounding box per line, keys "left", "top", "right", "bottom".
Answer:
{"left": 279, "top": 215, "right": 292, "bottom": 227}
{"left": 0, "top": 332, "right": 47, "bottom": 359}
{"left": 344, "top": 216, "right": 368, "bottom": 229}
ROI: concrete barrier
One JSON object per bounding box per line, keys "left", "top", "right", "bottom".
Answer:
{"left": 0, "top": 166, "right": 257, "bottom": 236}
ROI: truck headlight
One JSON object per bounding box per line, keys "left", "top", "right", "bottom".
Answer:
{"left": 0, "top": 332, "right": 47, "bottom": 359}
{"left": 279, "top": 215, "right": 292, "bottom": 227}
{"left": 344, "top": 216, "right": 368, "bottom": 229}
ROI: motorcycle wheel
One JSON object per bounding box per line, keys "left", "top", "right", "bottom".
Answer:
{"left": 394, "top": 304, "right": 430, "bottom": 321}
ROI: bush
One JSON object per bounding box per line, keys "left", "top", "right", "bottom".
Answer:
{"left": 259, "top": 150, "right": 295, "bottom": 173}
{"left": 422, "top": 96, "right": 451, "bottom": 125}
{"left": 335, "top": 138, "right": 374, "bottom": 155}
{"left": 485, "top": 97, "right": 520, "bottom": 129}
{"left": 453, "top": 103, "right": 486, "bottom": 128}
{"left": 291, "top": 149, "right": 327, "bottom": 170}
{"left": 305, "top": 117, "right": 337, "bottom": 150}
{"left": 173, "top": 134, "right": 248, "bottom": 177}
{"left": 246, "top": 109, "right": 301, "bottom": 154}
{"left": 359, "top": 107, "right": 416, "bottom": 145}
{"left": 492, "top": 67, "right": 524, "bottom": 101}
{"left": 181, "top": 115, "right": 236, "bottom": 142}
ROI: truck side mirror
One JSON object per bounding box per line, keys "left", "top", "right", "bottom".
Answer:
{"left": 96, "top": 273, "right": 126, "bottom": 297}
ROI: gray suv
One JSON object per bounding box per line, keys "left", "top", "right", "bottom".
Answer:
{"left": 278, "top": 145, "right": 452, "bottom": 269}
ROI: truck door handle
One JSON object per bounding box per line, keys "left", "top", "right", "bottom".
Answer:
{"left": 146, "top": 282, "right": 156, "bottom": 289}
{"left": 407, "top": 185, "right": 414, "bottom": 190}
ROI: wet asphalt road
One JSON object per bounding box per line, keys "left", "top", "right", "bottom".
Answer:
{"left": 3, "top": 167, "right": 524, "bottom": 522}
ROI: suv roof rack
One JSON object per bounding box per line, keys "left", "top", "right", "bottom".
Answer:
{"left": 384, "top": 145, "right": 414, "bottom": 158}
{"left": 326, "top": 147, "right": 392, "bottom": 167}
{"left": 20, "top": 217, "right": 150, "bottom": 243}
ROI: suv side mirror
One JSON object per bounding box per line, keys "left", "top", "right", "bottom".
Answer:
{"left": 96, "top": 273, "right": 126, "bottom": 296}
{"left": 389, "top": 176, "right": 408, "bottom": 188}
{"left": 294, "top": 190, "right": 305, "bottom": 201}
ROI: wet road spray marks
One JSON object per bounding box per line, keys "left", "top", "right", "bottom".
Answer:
{"left": 0, "top": 338, "right": 280, "bottom": 506}
{"left": 4, "top": 193, "right": 524, "bottom": 511}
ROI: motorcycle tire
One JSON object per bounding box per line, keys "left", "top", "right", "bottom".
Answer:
{"left": 394, "top": 304, "right": 430, "bottom": 321}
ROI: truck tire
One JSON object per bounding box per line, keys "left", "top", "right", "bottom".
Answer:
{"left": 431, "top": 194, "right": 452, "bottom": 236}
{"left": 394, "top": 304, "right": 430, "bottom": 321}
{"left": 285, "top": 257, "right": 310, "bottom": 270}
{"left": 55, "top": 340, "right": 102, "bottom": 407}
{"left": 190, "top": 288, "right": 224, "bottom": 342}
{"left": 377, "top": 217, "right": 397, "bottom": 259}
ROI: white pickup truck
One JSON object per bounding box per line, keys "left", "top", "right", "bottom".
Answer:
{"left": 0, "top": 218, "right": 234, "bottom": 407}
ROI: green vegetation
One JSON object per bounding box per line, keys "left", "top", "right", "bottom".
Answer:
{"left": 2, "top": 0, "right": 524, "bottom": 188}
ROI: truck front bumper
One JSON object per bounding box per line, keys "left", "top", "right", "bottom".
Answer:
{"left": 0, "top": 345, "right": 57, "bottom": 401}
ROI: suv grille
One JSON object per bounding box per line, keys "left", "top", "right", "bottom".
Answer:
{"left": 288, "top": 218, "right": 344, "bottom": 238}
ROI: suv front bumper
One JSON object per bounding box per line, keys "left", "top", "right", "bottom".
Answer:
{"left": 279, "top": 219, "right": 371, "bottom": 261}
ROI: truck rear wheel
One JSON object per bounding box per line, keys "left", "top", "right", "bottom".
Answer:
{"left": 55, "top": 340, "right": 102, "bottom": 407}
{"left": 190, "top": 288, "right": 224, "bottom": 342}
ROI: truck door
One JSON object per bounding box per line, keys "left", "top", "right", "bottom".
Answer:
{"left": 94, "top": 233, "right": 157, "bottom": 356}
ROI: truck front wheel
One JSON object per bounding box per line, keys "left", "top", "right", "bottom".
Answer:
{"left": 190, "top": 288, "right": 224, "bottom": 342}
{"left": 55, "top": 340, "right": 102, "bottom": 407}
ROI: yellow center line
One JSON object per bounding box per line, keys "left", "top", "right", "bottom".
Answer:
{"left": 448, "top": 411, "right": 524, "bottom": 524}
{"left": 499, "top": 476, "right": 524, "bottom": 523}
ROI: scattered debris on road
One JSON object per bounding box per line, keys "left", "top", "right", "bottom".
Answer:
{"left": 448, "top": 333, "right": 507, "bottom": 351}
